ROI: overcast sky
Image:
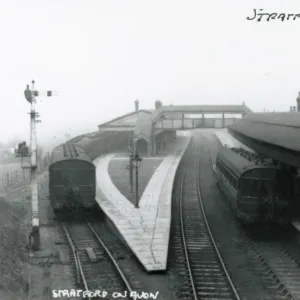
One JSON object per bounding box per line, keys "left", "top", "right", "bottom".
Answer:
{"left": 1, "top": 0, "right": 300, "bottom": 147}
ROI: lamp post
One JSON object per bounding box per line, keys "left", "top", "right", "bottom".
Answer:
{"left": 132, "top": 152, "right": 142, "bottom": 208}
{"left": 129, "top": 153, "right": 134, "bottom": 193}
{"left": 128, "top": 143, "right": 134, "bottom": 193}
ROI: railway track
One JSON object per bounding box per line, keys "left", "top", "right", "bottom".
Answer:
{"left": 171, "top": 146, "right": 240, "bottom": 300}
{"left": 242, "top": 233, "right": 300, "bottom": 300}
{"left": 42, "top": 257, "right": 52, "bottom": 300}
{"left": 62, "top": 221, "right": 133, "bottom": 300}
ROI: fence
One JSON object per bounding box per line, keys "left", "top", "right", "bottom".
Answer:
{"left": 0, "top": 154, "right": 51, "bottom": 194}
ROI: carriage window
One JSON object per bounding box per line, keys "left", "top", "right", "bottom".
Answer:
{"left": 229, "top": 174, "right": 237, "bottom": 189}
{"left": 292, "top": 176, "right": 300, "bottom": 197}
{"left": 225, "top": 169, "right": 229, "bottom": 180}
{"left": 217, "top": 161, "right": 237, "bottom": 188}
{"left": 241, "top": 179, "right": 260, "bottom": 197}
{"left": 229, "top": 174, "right": 233, "bottom": 185}
{"left": 260, "top": 181, "right": 273, "bottom": 198}
{"left": 220, "top": 163, "right": 225, "bottom": 174}
{"left": 233, "top": 178, "right": 237, "bottom": 189}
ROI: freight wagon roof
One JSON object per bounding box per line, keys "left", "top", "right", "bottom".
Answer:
{"left": 217, "top": 146, "right": 263, "bottom": 177}
{"left": 50, "top": 143, "right": 92, "bottom": 165}
{"left": 228, "top": 112, "right": 300, "bottom": 152}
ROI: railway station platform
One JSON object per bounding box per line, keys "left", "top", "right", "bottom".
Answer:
{"left": 291, "top": 220, "right": 300, "bottom": 236}
{"left": 292, "top": 220, "right": 300, "bottom": 231}
{"left": 214, "top": 129, "right": 254, "bottom": 152}
{"left": 228, "top": 112, "right": 300, "bottom": 167}
{"left": 93, "top": 131, "right": 191, "bottom": 271}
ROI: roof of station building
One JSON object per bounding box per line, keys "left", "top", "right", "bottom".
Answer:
{"left": 98, "top": 110, "right": 153, "bottom": 128}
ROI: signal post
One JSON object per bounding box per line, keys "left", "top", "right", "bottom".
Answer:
{"left": 19, "top": 80, "right": 54, "bottom": 250}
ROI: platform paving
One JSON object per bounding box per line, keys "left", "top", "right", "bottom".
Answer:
{"left": 214, "top": 128, "right": 255, "bottom": 152}
{"left": 94, "top": 131, "right": 191, "bottom": 271}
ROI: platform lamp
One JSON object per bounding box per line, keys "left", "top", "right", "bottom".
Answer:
{"left": 129, "top": 153, "right": 134, "bottom": 193}
{"left": 128, "top": 144, "right": 134, "bottom": 194}
{"left": 132, "top": 152, "right": 142, "bottom": 208}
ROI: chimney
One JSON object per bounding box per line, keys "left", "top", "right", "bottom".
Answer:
{"left": 135, "top": 99, "right": 139, "bottom": 111}
{"left": 155, "top": 100, "right": 162, "bottom": 109}
{"left": 297, "top": 92, "right": 300, "bottom": 112}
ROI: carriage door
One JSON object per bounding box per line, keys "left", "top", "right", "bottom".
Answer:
{"left": 259, "top": 179, "right": 275, "bottom": 221}
{"left": 293, "top": 175, "right": 300, "bottom": 214}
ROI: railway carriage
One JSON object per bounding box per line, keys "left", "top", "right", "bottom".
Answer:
{"left": 215, "top": 146, "right": 289, "bottom": 224}
{"left": 49, "top": 143, "right": 96, "bottom": 212}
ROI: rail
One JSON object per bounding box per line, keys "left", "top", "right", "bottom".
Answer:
{"left": 63, "top": 221, "right": 134, "bottom": 298}
{"left": 209, "top": 147, "right": 297, "bottom": 300}
{"left": 179, "top": 164, "right": 197, "bottom": 300}
{"left": 177, "top": 145, "right": 241, "bottom": 300}
{"left": 87, "top": 222, "right": 134, "bottom": 295}
{"left": 61, "top": 222, "right": 81, "bottom": 286}
{"left": 43, "top": 257, "right": 52, "bottom": 300}
{"left": 196, "top": 155, "right": 241, "bottom": 300}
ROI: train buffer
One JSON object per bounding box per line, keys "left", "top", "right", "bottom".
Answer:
{"left": 86, "top": 247, "right": 97, "bottom": 263}
{"left": 57, "top": 249, "right": 71, "bottom": 265}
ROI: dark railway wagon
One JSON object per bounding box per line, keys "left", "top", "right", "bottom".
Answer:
{"left": 49, "top": 143, "right": 96, "bottom": 212}
{"left": 214, "top": 146, "right": 289, "bottom": 224}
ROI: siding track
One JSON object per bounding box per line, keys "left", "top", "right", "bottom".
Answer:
{"left": 62, "top": 221, "right": 134, "bottom": 300}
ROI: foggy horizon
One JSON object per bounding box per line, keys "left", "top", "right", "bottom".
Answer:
{"left": 1, "top": 0, "right": 300, "bottom": 148}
